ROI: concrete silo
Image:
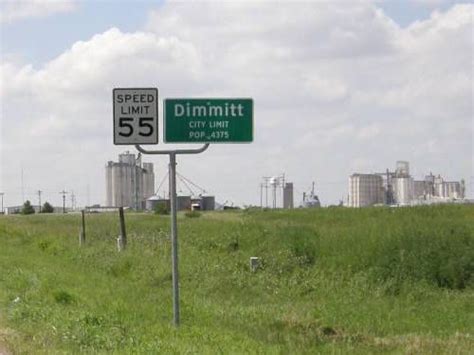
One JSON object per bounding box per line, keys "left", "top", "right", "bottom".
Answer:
{"left": 105, "top": 152, "right": 155, "bottom": 210}
{"left": 392, "top": 176, "right": 414, "bottom": 205}
{"left": 348, "top": 174, "right": 384, "bottom": 207}
{"left": 283, "top": 183, "right": 294, "bottom": 209}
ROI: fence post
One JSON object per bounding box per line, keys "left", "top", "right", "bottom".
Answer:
{"left": 79, "top": 209, "right": 86, "bottom": 246}
{"left": 118, "top": 207, "right": 127, "bottom": 251}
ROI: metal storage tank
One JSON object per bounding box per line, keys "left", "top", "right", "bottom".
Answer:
{"left": 201, "top": 196, "right": 215, "bottom": 211}
{"left": 177, "top": 196, "right": 191, "bottom": 211}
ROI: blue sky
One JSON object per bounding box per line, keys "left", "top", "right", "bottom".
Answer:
{"left": 1, "top": 1, "right": 163, "bottom": 66}
{"left": 2, "top": 0, "right": 467, "bottom": 67}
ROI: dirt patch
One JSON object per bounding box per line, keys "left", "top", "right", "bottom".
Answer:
{"left": 0, "top": 328, "right": 12, "bottom": 355}
{"left": 0, "top": 342, "right": 10, "bottom": 354}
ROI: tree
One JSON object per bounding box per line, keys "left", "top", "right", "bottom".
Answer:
{"left": 21, "top": 200, "right": 35, "bottom": 215}
{"left": 42, "top": 202, "right": 54, "bottom": 213}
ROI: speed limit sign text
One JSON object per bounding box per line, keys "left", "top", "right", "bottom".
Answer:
{"left": 113, "top": 88, "right": 159, "bottom": 145}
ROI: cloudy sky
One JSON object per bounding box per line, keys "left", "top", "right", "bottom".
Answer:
{"left": 1, "top": 0, "right": 472, "bottom": 208}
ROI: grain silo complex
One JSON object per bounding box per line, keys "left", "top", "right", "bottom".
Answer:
{"left": 145, "top": 170, "right": 216, "bottom": 212}
{"left": 105, "top": 152, "right": 155, "bottom": 209}
{"left": 347, "top": 161, "right": 465, "bottom": 207}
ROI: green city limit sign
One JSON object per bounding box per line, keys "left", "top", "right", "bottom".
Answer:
{"left": 164, "top": 98, "right": 253, "bottom": 143}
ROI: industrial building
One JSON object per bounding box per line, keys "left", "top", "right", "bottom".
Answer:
{"left": 105, "top": 152, "right": 155, "bottom": 209}
{"left": 413, "top": 173, "right": 465, "bottom": 201}
{"left": 302, "top": 182, "right": 321, "bottom": 208}
{"left": 347, "top": 161, "right": 465, "bottom": 207}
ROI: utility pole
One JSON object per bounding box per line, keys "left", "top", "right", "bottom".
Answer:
{"left": 262, "top": 177, "right": 271, "bottom": 208}
{"left": 37, "top": 190, "right": 42, "bottom": 213}
{"left": 86, "top": 184, "right": 90, "bottom": 207}
{"left": 21, "top": 167, "right": 25, "bottom": 203}
{"left": 59, "top": 190, "right": 68, "bottom": 213}
{"left": 0, "top": 192, "right": 4, "bottom": 214}
{"left": 70, "top": 190, "right": 75, "bottom": 211}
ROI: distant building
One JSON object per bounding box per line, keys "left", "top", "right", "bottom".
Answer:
{"left": 301, "top": 182, "right": 321, "bottom": 208}
{"left": 105, "top": 152, "right": 155, "bottom": 209}
{"left": 4, "top": 206, "right": 22, "bottom": 215}
{"left": 415, "top": 173, "right": 465, "bottom": 201}
{"left": 348, "top": 161, "right": 465, "bottom": 207}
{"left": 348, "top": 174, "right": 384, "bottom": 207}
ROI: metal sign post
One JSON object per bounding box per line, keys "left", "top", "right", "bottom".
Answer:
{"left": 135, "top": 143, "right": 209, "bottom": 326}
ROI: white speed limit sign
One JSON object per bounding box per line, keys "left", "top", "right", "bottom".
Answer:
{"left": 113, "top": 88, "right": 159, "bottom": 145}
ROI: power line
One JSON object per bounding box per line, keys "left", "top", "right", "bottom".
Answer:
{"left": 155, "top": 171, "right": 168, "bottom": 198}
{"left": 177, "top": 172, "right": 207, "bottom": 195}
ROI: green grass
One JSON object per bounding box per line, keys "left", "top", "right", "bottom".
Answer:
{"left": 0, "top": 205, "right": 473, "bottom": 353}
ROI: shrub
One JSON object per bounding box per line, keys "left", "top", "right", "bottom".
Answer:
{"left": 154, "top": 202, "right": 169, "bottom": 215}
{"left": 279, "top": 226, "right": 318, "bottom": 267}
{"left": 53, "top": 290, "right": 75, "bottom": 304}
{"left": 21, "top": 200, "right": 35, "bottom": 215}
{"left": 41, "top": 202, "right": 54, "bottom": 213}
{"left": 185, "top": 210, "right": 201, "bottom": 218}
{"left": 368, "top": 224, "right": 474, "bottom": 290}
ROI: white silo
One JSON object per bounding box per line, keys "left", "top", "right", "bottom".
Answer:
{"left": 434, "top": 175, "right": 445, "bottom": 198}
{"left": 393, "top": 177, "right": 414, "bottom": 205}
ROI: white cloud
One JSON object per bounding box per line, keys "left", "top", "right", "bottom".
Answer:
{"left": 0, "top": 0, "right": 77, "bottom": 24}
{"left": 1, "top": 1, "right": 472, "bottom": 207}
